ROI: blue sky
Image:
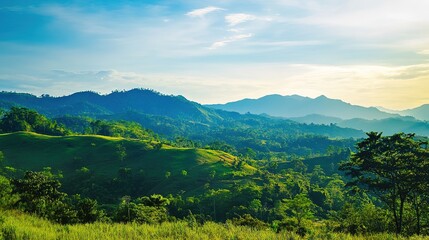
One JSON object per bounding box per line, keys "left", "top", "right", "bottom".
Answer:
{"left": 1, "top": 0, "right": 429, "bottom": 109}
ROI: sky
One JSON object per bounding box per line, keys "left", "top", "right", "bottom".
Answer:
{"left": 1, "top": 0, "right": 429, "bottom": 110}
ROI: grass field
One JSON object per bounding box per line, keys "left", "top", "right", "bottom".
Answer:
{"left": 1, "top": 210, "right": 427, "bottom": 240}
{"left": 0, "top": 132, "right": 255, "bottom": 197}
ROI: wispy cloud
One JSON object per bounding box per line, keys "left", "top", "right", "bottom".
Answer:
{"left": 2, "top": 0, "right": 429, "bottom": 109}
{"left": 186, "top": 6, "right": 224, "bottom": 17}
{"left": 209, "top": 34, "right": 253, "bottom": 49}
{"left": 225, "top": 13, "right": 257, "bottom": 26}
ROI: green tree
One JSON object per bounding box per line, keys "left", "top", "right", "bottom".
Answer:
{"left": 0, "top": 175, "right": 18, "bottom": 209}
{"left": 71, "top": 195, "right": 107, "bottom": 223}
{"left": 115, "top": 195, "right": 169, "bottom": 224}
{"left": 138, "top": 194, "right": 170, "bottom": 208}
{"left": 12, "top": 170, "right": 78, "bottom": 223}
{"left": 340, "top": 132, "right": 429, "bottom": 235}
{"left": 0, "top": 107, "right": 69, "bottom": 135}
{"left": 115, "top": 144, "right": 127, "bottom": 162}
{"left": 12, "top": 171, "right": 66, "bottom": 213}
{"left": 248, "top": 199, "right": 262, "bottom": 218}
{"left": 282, "top": 193, "right": 316, "bottom": 231}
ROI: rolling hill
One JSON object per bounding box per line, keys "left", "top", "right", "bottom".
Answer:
{"left": 0, "top": 132, "right": 255, "bottom": 202}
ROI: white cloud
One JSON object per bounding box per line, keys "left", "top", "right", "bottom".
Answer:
{"left": 225, "top": 14, "right": 257, "bottom": 26}
{"left": 418, "top": 50, "right": 429, "bottom": 55}
{"left": 291, "top": 0, "right": 429, "bottom": 41}
{"left": 209, "top": 34, "right": 253, "bottom": 49}
{"left": 2, "top": 62, "right": 429, "bottom": 110}
{"left": 186, "top": 6, "right": 223, "bottom": 17}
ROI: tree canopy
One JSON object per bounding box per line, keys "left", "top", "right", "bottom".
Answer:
{"left": 340, "top": 132, "right": 429, "bottom": 234}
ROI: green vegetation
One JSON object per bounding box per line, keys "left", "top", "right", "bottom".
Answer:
{"left": 0, "top": 107, "right": 429, "bottom": 239}
{"left": 340, "top": 132, "right": 429, "bottom": 235}
{"left": 2, "top": 210, "right": 429, "bottom": 240}
{"left": 0, "top": 132, "right": 247, "bottom": 202}
{"left": 0, "top": 107, "right": 69, "bottom": 136}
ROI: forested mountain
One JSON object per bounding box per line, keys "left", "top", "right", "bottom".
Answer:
{"left": 207, "top": 94, "right": 397, "bottom": 120}
{"left": 0, "top": 89, "right": 222, "bottom": 123}
{"left": 0, "top": 90, "right": 365, "bottom": 144}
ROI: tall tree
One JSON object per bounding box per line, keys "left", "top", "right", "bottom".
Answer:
{"left": 340, "top": 132, "right": 429, "bottom": 235}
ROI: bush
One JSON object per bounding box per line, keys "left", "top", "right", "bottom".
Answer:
{"left": 230, "top": 214, "right": 268, "bottom": 230}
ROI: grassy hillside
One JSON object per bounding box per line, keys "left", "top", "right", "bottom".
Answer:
{"left": 0, "top": 132, "right": 255, "bottom": 200}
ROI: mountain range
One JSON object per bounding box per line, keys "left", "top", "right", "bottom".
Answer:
{"left": 207, "top": 94, "right": 429, "bottom": 136}
{"left": 0, "top": 89, "right": 222, "bottom": 123}
{"left": 208, "top": 94, "right": 401, "bottom": 120}
{"left": 0, "top": 89, "right": 428, "bottom": 137}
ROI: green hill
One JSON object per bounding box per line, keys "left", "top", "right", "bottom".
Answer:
{"left": 0, "top": 132, "right": 255, "bottom": 202}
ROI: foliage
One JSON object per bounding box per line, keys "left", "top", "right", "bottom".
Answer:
{"left": 280, "top": 193, "right": 316, "bottom": 236}
{"left": 0, "top": 107, "right": 69, "bottom": 136}
{"left": 0, "top": 175, "right": 18, "bottom": 209}
{"left": 340, "top": 132, "right": 429, "bottom": 235}
{"left": 70, "top": 195, "right": 108, "bottom": 223}
{"left": 1, "top": 108, "right": 429, "bottom": 237}
{"left": 115, "top": 195, "right": 169, "bottom": 224}
{"left": 229, "top": 214, "right": 268, "bottom": 230}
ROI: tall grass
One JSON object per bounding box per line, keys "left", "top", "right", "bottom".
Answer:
{"left": 0, "top": 211, "right": 427, "bottom": 240}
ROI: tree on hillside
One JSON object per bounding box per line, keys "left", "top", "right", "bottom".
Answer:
{"left": 340, "top": 132, "right": 429, "bottom": 235}
{"left": 12, "top": 170, "right": 78, "bottom": 223}
{"left": 12, "top": 170, "right": 66, "bottom": 212}
{"left": 70, "top": 194, "right": 107, "bottom": 223}
{"left": 115, "top": 195, "right": 170, "bottom": 224}
{"left": 0, "top": 175, "right": 18, "bottom": 209}
{"left": 0, "top": 107, "right": 69, "bottom": 135}
{"left": 281, "top": 193, "right": 316, "bottom": 236}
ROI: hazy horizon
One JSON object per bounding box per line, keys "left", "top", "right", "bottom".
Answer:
{"left": 1, "top": 88, "right": 425, "bottom": 111}
{"left": 1, "top": 0, "right": 429, "bottom": 110}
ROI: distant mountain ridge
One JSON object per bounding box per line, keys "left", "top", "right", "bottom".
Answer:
{"left": 400, "top": 104, "right": 429, "bottom": 121}
{"left": 207, "top": 94, "right": 398, "bottom": 120}
{"left": 0, "top": 89, "right": 365, "bottom": 141}
{"left": 291, "top": 114, "right": 429, "bottom": 136}
{"left": 207, "top": 94, "right": 429, "bottom": 137}
{"left": 0, "top": 89, "right": 222, "bottom": 123}
{"left": 376, "top": 105, "right": 429, "bottom": 121}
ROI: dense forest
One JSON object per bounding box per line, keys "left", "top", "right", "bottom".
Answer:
{"left": 0, "top": 96, "right": 429, "bottom": 239}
